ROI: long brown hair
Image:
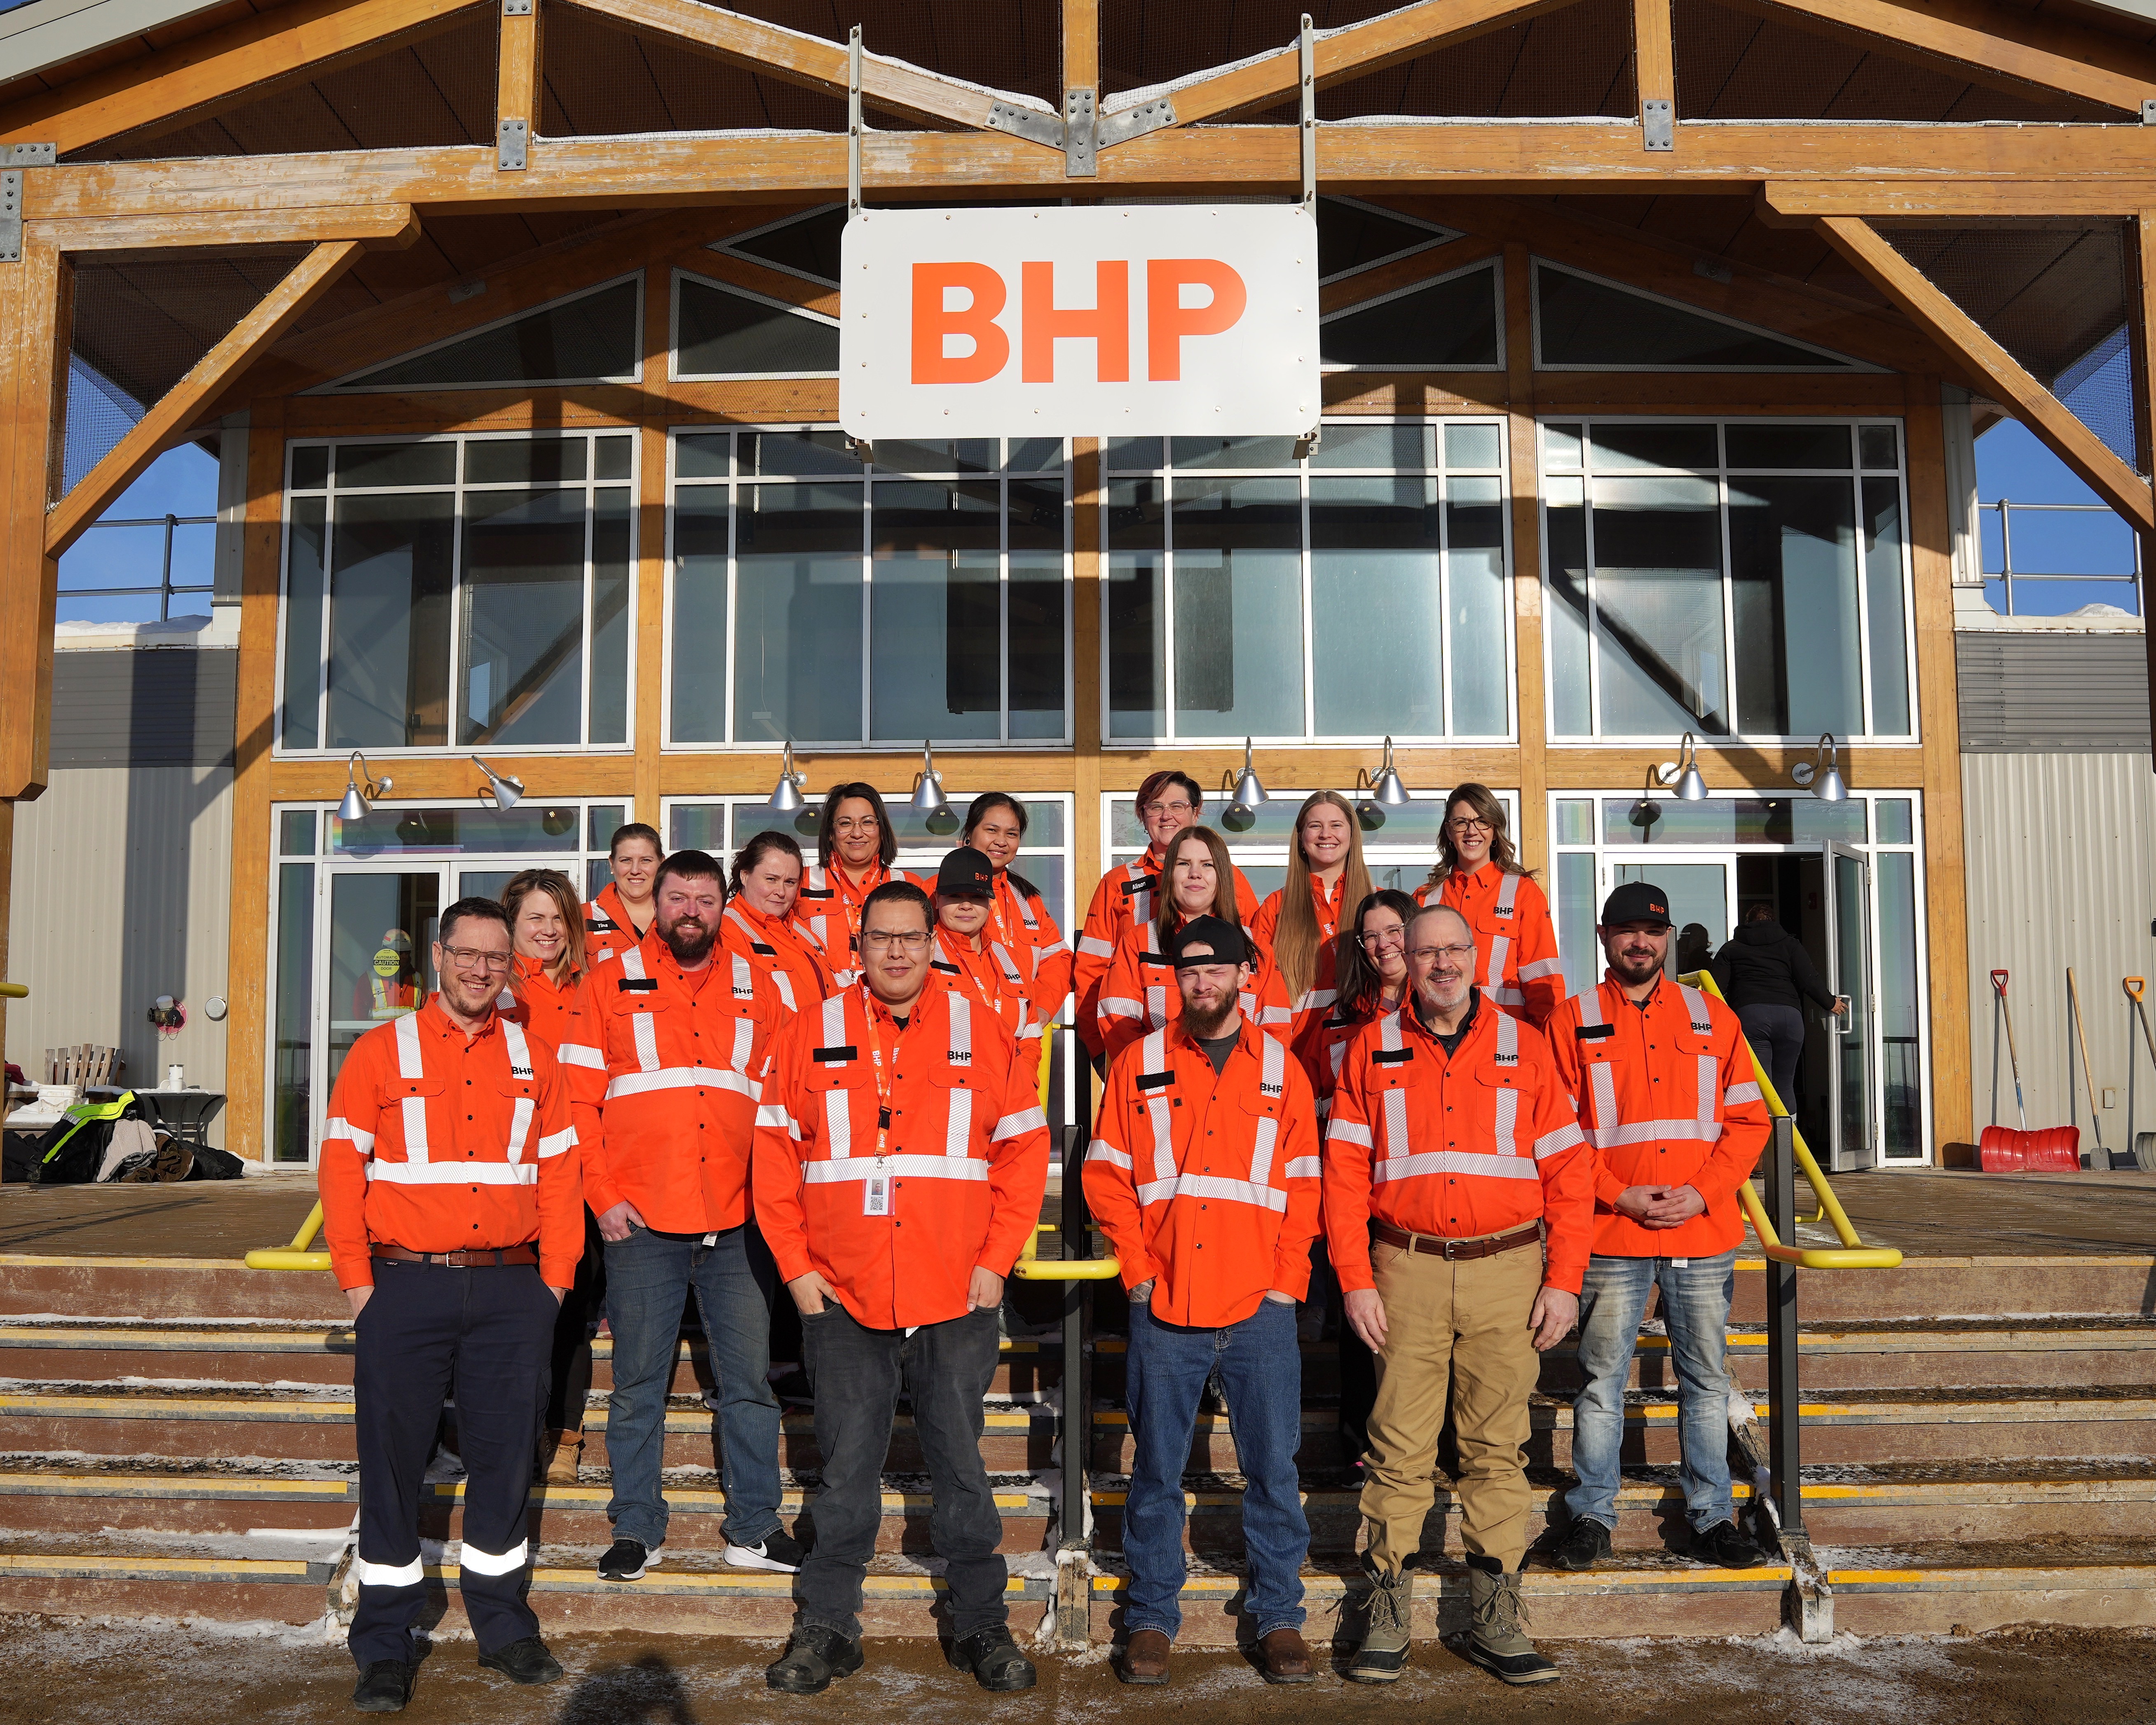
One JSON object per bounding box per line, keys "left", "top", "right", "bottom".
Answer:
{"left": 501, "top": 868, "right": 586, "bottom": 985}
{"left": 1275, "top": 791, "right": 1375, "bottom": 1001}
{"left": 1336, "top": 888, "right": 1420, "bottom": 1018}
{"left": 1153, "top": 826, "right": 1241, "bottom": 947}
{"left": 1422, "top": 781, "right": 1534, "bottom": 893}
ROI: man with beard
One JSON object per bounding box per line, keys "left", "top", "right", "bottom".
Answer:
{"left": 1083, "top": 916, "right": 1323, "bottom": 1688}
{"left": 1327, "top": 904, "right": 1591, "bottom": 1688}
{"left": 1547, "top": 882, "right": 1772, "bottom": 1572}
{"left": 582, "top": 848, "right": 801, "bottom": 1583}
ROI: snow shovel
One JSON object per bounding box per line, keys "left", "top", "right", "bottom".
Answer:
{"left": 1980, "top": 970, "right": 2076, "bottom": 1172}
{"left": 2126, "top": 979, "right": 2156, "bottom": 1172}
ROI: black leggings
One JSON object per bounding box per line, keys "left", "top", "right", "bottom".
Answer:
{"left": 544, "top": 1208, "right": 607, "bottom": 1433}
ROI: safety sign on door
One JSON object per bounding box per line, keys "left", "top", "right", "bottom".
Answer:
{"left": 839, "top": 204, "right": 1319, "bottom": 439}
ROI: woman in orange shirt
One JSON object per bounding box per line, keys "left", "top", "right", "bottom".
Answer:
{"left": 1415, "top": 781, "right": 1566, "bottom": 1028}
{"left": 721, "top": 830, "right": 836, "bottom": 1014}
{"left": 584, "top": 821, "right": 661, "bottom": 968}
{"left": 499, "top": 868, "right": 606, "bottom": 1485}
{"left": 796, "top": 782, "right": 922, "bottom": 978}
{"left": 1253, "top": 791, "right": 1374, "bottom": 1085}
{"left": 958, "top": 792, "right": 1074, "bottom": 1024}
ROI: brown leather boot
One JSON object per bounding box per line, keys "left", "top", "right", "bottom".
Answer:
{"left": 539, "top": 1429, "right": 583, "bottom": 1485}
{"left": 1117, "top": 1629, "right": 1172, "bottom": 1686}
{"left": 1258, "top": 1627, "right": 1315, "bottom": 1684}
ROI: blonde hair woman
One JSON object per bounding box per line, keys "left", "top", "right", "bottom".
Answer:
{"left": 1415, "top": 782, "right": 1564, "bottom": 1027}
{"left": 1253, "top": 791, "right": 1375, "bottom": 1079}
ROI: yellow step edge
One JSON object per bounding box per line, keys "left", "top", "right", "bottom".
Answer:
{"left": 0, "top": 1554, "right": 315, "bottom": 1577}
{"left": 0, "top": 1255, "right": 256, "bottom": 1271}
{"left": 1091, "top": 1568, "right": 1793, "bottom": 1594}
{"left": 0, "top": 1396, "right": 1043, "bottom": 1432}
{"left": 528, "top": 1569, "right": 1041, "bottom": 1596}
{"left": 1090, "top": 1399, "right": 2156, "bottom": 1430}
{"left": 420, "top": 1484, "right": 1040, "bottom": 1512}
{"left": 0, "top": 1473, "right": 350, "bottom": 1497}
{"left": 1828, "top": 1564, "right": 2156, "bottom": 1588}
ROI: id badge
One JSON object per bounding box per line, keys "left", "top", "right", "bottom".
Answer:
{"left": 863, "top": 1170, "right": 890, "bottom": 1217}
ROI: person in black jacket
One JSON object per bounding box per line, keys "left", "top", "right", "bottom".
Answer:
{"left": 1711, "top": 904, "right": 1845, "bottom": 1106}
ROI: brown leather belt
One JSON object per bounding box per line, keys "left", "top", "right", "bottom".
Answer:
{"left": 373, "top": 1243, "right": 538, "bottom": 1268}
{"left": 1371, "top": 1220, "right": 1542, "bottom": 1262}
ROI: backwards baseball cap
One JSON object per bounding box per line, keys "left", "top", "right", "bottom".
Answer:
{"left": 935, "top": 846, "right": 995, "bottom": 896}
{"left": 1600, "top": 880, "right": 1673, "bottom": 929}
{"left": 1169, "top": 915, "right": 1252, "bottom": 968}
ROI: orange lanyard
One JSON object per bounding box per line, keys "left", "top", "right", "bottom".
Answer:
{"left": 862, "top": 987, "right": 898, "bottom": 1158}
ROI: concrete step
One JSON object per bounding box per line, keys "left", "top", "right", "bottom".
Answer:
{"left": 1723, "top": 1253, "right": 2156, "bottom": 1323}
{"left": 0, "top": 1256, "right": 347, "bottom": 1322}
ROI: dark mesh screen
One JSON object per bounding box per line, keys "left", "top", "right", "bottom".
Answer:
{"left": 726, "top": 0, "right": 1064, "bottom": 107}
{"left": 676, "top": 276, "right": 841, "bottom": 375}
{"left": 1537, "top": 265, "right": 1856, "bottom": 368}
{"left": 539, "top": 4, "right": 850, "bottom": 134}
{"left": 724, "top": 208, "right": 848, "bottom": 286}
{"left": 1103, "top": 0, "right": 1406, "bottom": 99}
{"left": 1318, "top": 196, "right": 1456, "bottom": 280}
{"left": 1879, "top": 222, "right": 2140, "bottom": 471}
{"left": 1318, "top": 0, "right": 1635, "bottom": 120}
{"left": 337, "top": 278, "right": 642, "bottom": 389}
{"left": 65, "top": 246, "right": 310, "bottom": 491}
{"left": 1321, "top": 264, "right": 1500, "bottom": 368}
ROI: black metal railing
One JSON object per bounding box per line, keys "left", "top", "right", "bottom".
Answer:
{"left": 62, "top": 512, "right": 215, "bottom": 621}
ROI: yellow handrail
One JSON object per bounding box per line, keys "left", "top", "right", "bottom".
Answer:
{"left": 1681, "top": 970, "right": 1901, "bottom": 1271}
{"left": 244, "top": 1198, "right": 333, "bottom": 1271}
{"left": 0, "top": 982, "right": 26, "bottom": 998}
{"left": 1012, "top": 1221, "right": 1122, "bottom": 1282}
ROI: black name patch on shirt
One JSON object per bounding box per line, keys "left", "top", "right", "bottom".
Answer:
{"left": 750, "top": 940, "right": 776, "bottom": 956}
{"left": 1371, "top": 1048, "right": 1415, "bottom": 1066}
{"left": 930, "top": 960, "right": 961, "bottom": 975}
{"left": 586, "top": 916, "right": 616, "bottom": 933}
{"left": 1121, "top": 877, "right": 1158, "bottom": 898}
{"left": 1575, "top": 1023, "right": 1615, "bottom": 1041}
{"left": 1136, "top": 1069, "right": 1176, "bottom": 1092}
{"left": 616, "top": 977, "right": 658, "bottom": 994}
{"left": 799, "top": 886, "right": 836, "bottom": 900}
{"left": 1138, "top": 951, "right": 1174, "bottom": 968}
{"left": 813, "top": 1044, "right": 858, "bottom": 1063}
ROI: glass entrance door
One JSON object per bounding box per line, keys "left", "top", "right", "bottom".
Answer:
{"left": 319, "top": 868, "right": 446, "bottom": 1160}
{"left": 1611, "top": 858, "right": 1734, "bottom": 982}
{"left": 1823, "top": 843, "right": 1875, "bottom": 1172}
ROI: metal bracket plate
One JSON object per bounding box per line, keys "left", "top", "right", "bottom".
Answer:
{"left": 1643, "top": 98, "right": 1673, "bottom": 152}
{"left": 1063, "top": 87, "right": 1097, "bottom": 178}
{"left": 0, "top": 171, "right": 20, "bottom": 264}
{"left": 984, "top": 98, "right": 1064, "bottom": 151}
{"left": 4, "top": 143, "right": 56, "bottom": 166}
{"left": 2144, "top": 97, "right": 2156, "bottom": 124}
{"left": 1096, "top": 97, "right": 1175, "bottom": 149}
{"left": 502, "top": 0, "right": 532, "bottom": 13}
{"left": 497, "top": 116, "right": 527, "bottom": 170}
{"left": 1298, "top": 13, "right": 1316, "bottom": 211}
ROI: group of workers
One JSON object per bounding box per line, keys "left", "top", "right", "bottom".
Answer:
{"left": 316, "top": 770, "right": 1773, "bottom": 1711}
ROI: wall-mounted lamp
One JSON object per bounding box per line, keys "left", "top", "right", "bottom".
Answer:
{"left": 1354, "top": 735, "right": 1413, "bottom": 830}
{"left": 1219, "top": 738, "right": 1269, "bottom": 832}
{"left": 766, "top": 742, "right": 807, "bottom": 819}
{"left": 1653, "top": 733, "right": 1710, "bottom": 802}
{"left": 910, "top": 742, "right": 958, "bottom": 835}
{"left": 337, "top": 750, "right": 391, "bottom": 823}
{"left": 474, "top": 756, "right": 525, "bottom": 812}
{"left": 1791, "top": 733, "right": 1847, "bottom": 802}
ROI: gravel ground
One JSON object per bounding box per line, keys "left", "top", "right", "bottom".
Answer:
{"left": 0, "top": 1616, "right": 2149, "bottom": 1725}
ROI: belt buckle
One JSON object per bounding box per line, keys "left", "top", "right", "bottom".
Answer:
{"left": 1441, "top": 1237, "right": 1462, "bottom": 1261}
{"left": 443, "top": 1250, "right": 469, "bottom": 1268}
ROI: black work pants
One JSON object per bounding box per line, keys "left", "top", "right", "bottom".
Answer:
{"left": 350, "top": 1256, "right": 555, "bottom": 1667}
{"left": 796, "top": 1300, "right": 1006, "bottom": 1643}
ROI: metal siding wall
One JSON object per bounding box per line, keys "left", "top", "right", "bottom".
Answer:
{"left": 47, "top": 648, "right": 238, "bottom": 768}
{"left": 4, "top": 764, "right": 235, "bottom": 1147}
{"left": 1961, "top": 751, "right": 2156, "bottom": 1151}
{"left": 1957, "top": 634, "right": 2153, "bottom": 753}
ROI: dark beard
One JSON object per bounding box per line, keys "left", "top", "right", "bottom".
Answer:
{"left": 661, "top": 919, "right": 717, "bottom": 966}
{"left": 1183, "top": 995, "right": 1240, "bottom": 1041}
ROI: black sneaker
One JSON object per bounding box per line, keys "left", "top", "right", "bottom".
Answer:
{"left": 350, "top": 1660, "right": 413, "bottom": 1713}
{"left": 1550, "top": 1516, "right": 1611, "bottom": 1571}
{"left": 726, "top": 1529, "right": 806, "bottom": 1573}
{"left": 766, "top": 1624, "right": 865, "bottom": 1694}
{"left": 477, "top": 1636, "right": 563, "bottom": 1685}
{"left": 948, "top": 1625, "right": 1037, "bottom": 1692}
{"left": 597, "top": 1537, "right": 659, "bottom": 1580}
{"left": 1693, "top": 1520, "right": 1769, "bottom": 1568}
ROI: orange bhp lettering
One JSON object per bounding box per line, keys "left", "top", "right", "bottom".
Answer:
{"left": 1020, "top": 260, "right": 1131, "bottom": 383}
{"left": 1146, "top": 258, "right": 1247, "bottom": 381}
{"left": 911, "top": 261, "right": 1011, "bottom": 384}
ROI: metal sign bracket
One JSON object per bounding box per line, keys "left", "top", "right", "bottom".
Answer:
{"left": 848, "top": 25, "right": 864, "bottom": 218}
{"left": 1299, "top": 14, "right": 1317, "bottom": 212}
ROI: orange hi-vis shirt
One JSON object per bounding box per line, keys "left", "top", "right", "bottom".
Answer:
{"left": 582, "top": 883, "right": 649, "bottom": 969}
{"left": 497, "top": 956, "right": 607, "bottom": 1116}
{"left": 988, "top": 870, "right": 1075, "bottom": 1021}
{"left": 754, "top": 984, "right": 1052, "bottom": 1330}
{"left": 1084, "top": 1020, "right": 1323, "bottom": 1328}
{"left": 1253, "top": 872, "right": 1352, "bottom": 1071}
{"left": 583, "top": 930, "right": 780, "bottom": 1233}
{"left": 796, "top": 862, "right": 923, "bottom": 982}
{"left": 931, "top": 929, "right": 1043, "bottom": 1044}
{"left": 1305, "top": 991, "right": 1403, "bottom": 1116}
{"left": 1416, "top": 864, "right": 1566, "bottom": 1028}
{"left": 720, "top": 903, "right": 835, "bottom": 1016}
{"left": 319, "top": 997, "right": 582, "bottom": 1291}
{"left": 1091, "top": 918, "right": 1294, "bottom": 1064}
{"left": 1075, "top": 846, "right": 1260, "bottom": 1053}
{"left": 1324, "top": 994, "right": 1595, "bottom": 1295}
{"left": 1548, "top": 973, "right": 1774, "bottom": 1259}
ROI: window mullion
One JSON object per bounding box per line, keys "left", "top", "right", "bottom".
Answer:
{"left": 581, "top": 437, "right": 596, "bottom": 747}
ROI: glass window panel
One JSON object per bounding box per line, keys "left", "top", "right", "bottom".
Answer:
{"left": 330, "top": 807, "right": 565, "bottom": 855}
{"left": 1312, "top": 423, "right": 1432, "bottom": 469}
{"left": 457, "top": 487, "right": 587, "bottom": 747}
{"left": 1589, "top": 422, "right": 1718, "bottom": 472}
{"left": 587, "top": 858, "right": 613, "bottom": 898}
{"left": 1016, "top": 800, "right": 1065, "bottom": 845}
{"left": 676, "top": 434, "right": 731, "bottom": 480}
{"left": 273, "top": 861, "right": 314, "bottom": 1162}
{"left": 347, "top": 279, "right": 640, "bottom": 389}
{"left": 1357, "top": 798, "right": 1450, "bottom": 846}
{"left": 291, "top": 445, "right": 329, "bottom": 490}
{"left": 1238, "top": 862, "right": 1289, "bottom": 902}
{"left": 465, "top": 435, "right": 585, "bottom": 486}
{"left": 595, "top": 436, "right": 633, "bottom": 481}
{"left": 1447, "top": 475, "right": 1508, "bottom": 735}
{"left": 669, "top": 803, "right": 728, "bottom": 853}
{"left": 1106, "top": 437, "right": 1164, "bottom": 471}
{"left": 279, "top": 496, "right": 326, "bottom": 750}
{"left": 326, "top": 492, "right": 455, "bottom": 748}
{"left": 1171, "top": 436, "right": 1300, "bottom": 470}
{"left": 1321, "top": 266, "right": 1500, "bottom": 368}
{"left": 869, "top": 480, "right": 1002, "bottom": 742}
{"left": 1876, "top": 797, "right": 1913, "bottom": 844}
{"left": 1725, "top": 423, "right": 1850, "bottom": 470}
{"left": 1106, "top": 477, "right": 1165, "bottom": 738}
{"left": 1169, "top": 476, "right": 1303, "bottom": 737}
{"left": 1786, "top": 800, "right": 1867, "bottom": 844}
{"left": 1444, "top": 422, "right": 1502, "bottom": 470}
{"left": 587, "top": 805, "right": 626, "bottom": 850}
{"left": 1108, "top": 802, "right": 1149, "bottom": 849}
{"left": 588, "top": 488, "right": 631, "bottom": 745}
{"left": 1591, "top": 474, "right": 1728, "bottom": 735}
{"left": 1317, "top": 196, "right": 1452, "bottom": 279}
{"left": 734, "top": 481, "right": 863, "bottom": 743}
{"left": 874, "top": 439, "right": 998, "bottom": 475}
{"left": 335, "top": 442, "right": 455, "bottom": 489}
{"left": 676, "top": 277, "right": 839, "bottom": 376}
{"left": 1311, "top": 476, "right": 1443, "bottom": 737}
{"left": 1729, "top": 477, "right": 1862, "bottom": 737}
{"left": 1538, "top": 269, "right": 1850, "bottom": 368}
{"left": 669, "top": 488, "right": 730, "bottom": 743}
{"left": 1009, "top": 476, "right": 1067, "bottom": 739}
{"left": 741, "top": 430, "right": 860, "bottom": 478}
{"left": 1556, "top": 850, "right": 1598, "bottom": 996}
{"left": 1859, "top": 424, "right": 1898, "bottom": 469}
{"left": 1554, "top": 798, "right": 1593, "bottom": 845}
{"left": 280, "top": 809, "right": 318, "bottom": 856}
{"left": 1876, "top": 850, "right": 1923, "bottom": 1158}
{"left": 1543, "top": 422, "right": 1584, "bottom": 469}
{"left": 1862, "top": 476, "right": 1912, "bottom": 735}
{"left": 726, "top": 207, "right": 845, "bottom": 284}
{"left": 1543, "top": 476, "right": 1592, "bottom": 736}
{"left": 1008, "top": 438, "right": 1064, "bottom": 473}
{"left": 1600, "top": 797, "right": 1864, "bottom": 845}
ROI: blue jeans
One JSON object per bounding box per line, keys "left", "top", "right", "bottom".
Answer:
{"left": 602, "top": 1221, "right": 781, "bottom": 1551}
{"left": 1565, "top": 1249, "right": 1737, "bottom": 1534}
{"left": 1124, "top": 1297, "right": 1308, "bottom": 1640}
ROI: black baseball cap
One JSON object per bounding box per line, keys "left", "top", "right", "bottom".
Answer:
{"left": 1170, "top": 915, "right": 1252, "bottom": 968}
{"left": 935, "top": 847, "right": 995, "bottom": 897}
{"left": 1600, "top": 881, "right": 1673, "bottom": 929}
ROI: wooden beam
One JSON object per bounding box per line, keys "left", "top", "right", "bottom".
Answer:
{"left": 0, "top": 0, "right": 480, "bottom": 157}
{"left": 44, "top": 240, "right": 365, "bottom": 558}
{"left": 30, "top": 204, "right": 419, "bottom": 253}
{"left": 1814, "top": 214, "right": 2154, "bottom": 532}
{"left": 1633, "top": 0, "right": 1673, "bottom": 133}
{"left": 1502, "top": 239, "right": 1548, "bottom": 877}
{"left": 1763, "top": 181, "right": 2156, "bottom": 221}
{"left": 497, "top": 0, "right": 539, "bottom": 171}
{"left": 0, "top": 235, "right": 68, "bottom": 801}
{"left": 1065, "top": 0, "right": 1099, "bottom": 96}
{"left": 2138, "top": 213, "right": 2156, "bottom": 773}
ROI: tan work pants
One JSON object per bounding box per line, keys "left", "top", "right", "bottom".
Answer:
{"left": 1358, "top": 1236, "right": 1544, "bottom": 1575}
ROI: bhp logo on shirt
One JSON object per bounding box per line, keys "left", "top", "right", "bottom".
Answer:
{"left": 948, "top": 1048, "right": 973, "bottom": 1066}
{"left": 511, "top": 1064, "right": 535, "bottom": 1080}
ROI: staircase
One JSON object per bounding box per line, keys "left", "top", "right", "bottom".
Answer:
{"left": 3, "top": 1204, "right": 2154, "bottom": 1646}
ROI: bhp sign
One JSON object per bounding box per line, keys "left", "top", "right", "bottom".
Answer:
{"left": 839, "top": 204, "right": 1318, "bottom": 439}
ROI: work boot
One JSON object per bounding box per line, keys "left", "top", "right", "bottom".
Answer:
{"left": 539, "top": 1429, "right": 583, "bottom": 1485}
{"left": 1464, "top": 1557, "right": 1558, "bottom": 1686}
{"left": 1258, "top": 1627, "right": 1315, "bottom": 1684}
{"left": 350, "top": 1660, "right": 414, "bottom": 1713}
{"left": 947, "top": 1624, "right": 1037, "bottom": 1691}
{"left": 1346, "top": 1566, "right": 1413, "bottom": 1684}
{"left": 1550, "top": 1516, "right": 1611, "bottom": 1571}
{"left": 766, "top": 1625, "right": 865, "bottom": 1694}
{"left": 477, "top": 1636, "right": 563, "bottom": 1685}
{"left": 1116, "top": 1629, "right": 1172, "bottom": 1686}
{"left": 1693, "top": 1520, "right": 1769, "bottom": 1568}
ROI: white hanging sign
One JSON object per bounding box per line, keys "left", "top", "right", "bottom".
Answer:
{"left": 839, "top": 204, "right": 1319, "bottom": 440}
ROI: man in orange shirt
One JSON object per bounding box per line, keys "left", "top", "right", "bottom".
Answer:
{"left": 1326, "top": 903, "right": 1592, "bottom": 1688}
{"left": 755, "top": 881, "right": 1050, "bottom": 1697}
{"left": 319, "top": 896, "right": 581, "bottom": 1711}
{"left": 1084, "top": 917, "right": 1322, "bottom": 1688}
{"left": 1547, "top": 881, "right": 1773, "bottom": 1572}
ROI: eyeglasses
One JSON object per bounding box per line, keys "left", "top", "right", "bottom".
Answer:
{"left": 861, "top": 930, "right": 931, "bottom": 952}
{"left": 1358, "top": 927, "right": 1406, "bottom": 949}
{"left": 832, "top": 816, "right": 881, "bottom": 835}
{"left": 1143, "top": 800, "right": 1195, "bottom": 818}
{"left": 1446, "top": 817, "right": 1494, "bottom": 835}
{"left": 1406, "top": 942, "right": 1477, "bottom": 965}
{"left": 441, "top": 945, "right": 513, "bottom": 972}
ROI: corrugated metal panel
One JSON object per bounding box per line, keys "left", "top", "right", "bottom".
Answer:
{"left": 1961, "top": 751, "right": 2156, "bottom": 1155}
{"left": 48, "top": 647, "right": 237, "bottom": 768}
{"left": 1957, "top": 633, "right": 2152, "bottom": 752}
{"left": 3, "top": 765, "right": 234, "bottom": 1148}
